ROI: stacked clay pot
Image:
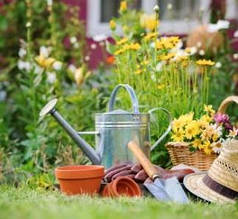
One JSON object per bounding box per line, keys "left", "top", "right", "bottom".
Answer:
{"left": 55, "top": 165, "right": 104, "bottom": 195}
{"left": 102, "top": 176, "right": 142, "bottom": 197}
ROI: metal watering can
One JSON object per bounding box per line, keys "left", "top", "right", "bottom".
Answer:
{"left": 40, "top": 84, "right": 171, "bottom": 168}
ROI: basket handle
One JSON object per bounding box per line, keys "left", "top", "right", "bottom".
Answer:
{"left": 217, "top": 96, "right": 238, "bottom": 114}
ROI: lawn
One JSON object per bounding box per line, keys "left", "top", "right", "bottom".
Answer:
{"left": 0, "top": 185, "right": 237, "bottom": 219}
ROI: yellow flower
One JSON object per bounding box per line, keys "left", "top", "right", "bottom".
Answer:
{"left": 156, "top": 40, "right": 163, "bottom": 49}
{"left": 159, "top": 53, "right": 175, "bottom": 61}
{"left": 180, "top": 112, "right": 194, "bottom": 124}
{"left": 116, "top": 37, "right": 128, "bottom": 45}
{"left": 169, "top": 36, "right": 180, "bottom": 45}
{"left": 192, "top": 139, "right": 202, "bottom": 148}
{"left": 201, "top": 125, "right": 215, "bottom": 141}
{"left": 203, "top": 142, "right": 212, "bottom": 155}
{"left": 140, "top": 13, "right": 158, "bottom": 32}
{"left": 204, "top": 105, "right": 215, "bottom": 116}
{"left": 157, "top": 84, "right": 165, "bottom": 90}
{"left": 185, "top": 121, "right": 200, "bottom": 139}
{"left": 200, "top": 114, "right": 212, "bottom": 123}
{"left": 74, "top": 67, "right": 84, "bottom": 86}
{"left": 172, "top": 119, "right": 184, "bottom": 132}
{"left": 144, "top": 32, "right": 158, "bottom": 41}
{"left": 129, "top": 43, "right": 140, "bottom": 50}
{"left": 119, "top": 1, "right": 127, "bottom": 13}
{"left": 35, "top": 55, "right": 55, "bottom": 69}
{"left": 142, "top": 60, "right": 149, "bottom": 66}
{"left": 114, "top": 49, "right": 123, "bottom": 56}
{"left": 212, "top": 133, "right": 219, "bottom": 142}
{"left": 135, "top": 69, "right": 142, "bottom": 75}
{"left": 196, "top": 59, "right": 215, "bottom": 66}
{"left": 110, "top": 20, "right": 116, "bottom": 31}
{"left": 171, "top": 129, "right": 184, "bottom": 142}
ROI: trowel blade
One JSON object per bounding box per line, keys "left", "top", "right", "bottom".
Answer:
{"left": 144, "top": 180, "right": 171, "bottom": 202}
{"left": 155, "top": 177, "right": 189, "bottom": 204}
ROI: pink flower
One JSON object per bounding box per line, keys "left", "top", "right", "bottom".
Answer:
{"left": 214, "top": 113, "right": 233, "bottom": 131}
{"left": 214, "top": 113, "right": 230, "bottom": 124}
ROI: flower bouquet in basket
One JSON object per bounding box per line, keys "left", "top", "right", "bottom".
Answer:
{"left": 166, "top": 96, "right": 238, "bottom": 171}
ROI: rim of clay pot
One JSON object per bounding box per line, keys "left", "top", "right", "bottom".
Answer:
{"left": 110, "top": 176, "right": 141, "bottom": 197}
{"left": 102, "top": 184, "right": 111, "bottom": 197}
{"left": 55, "top": 165, "right": 104, "bottom": 179}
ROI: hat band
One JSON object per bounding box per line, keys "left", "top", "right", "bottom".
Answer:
{"left": 203, "top": 175, "right": 238, "bottom": 199}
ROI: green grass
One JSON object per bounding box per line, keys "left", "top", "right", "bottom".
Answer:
{"left": 0, "top": 185, "right": 237, "bottom": 219}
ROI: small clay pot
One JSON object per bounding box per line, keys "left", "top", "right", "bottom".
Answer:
{"left": 55, "top": 165, "right": 104, "bottom": 196}
{"left": 102, "top": 176, "right": 141, "bottom": 197}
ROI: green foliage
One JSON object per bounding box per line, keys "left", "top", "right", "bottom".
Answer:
{"left": 0, "top": 0, "right": 111, "bottom": 183}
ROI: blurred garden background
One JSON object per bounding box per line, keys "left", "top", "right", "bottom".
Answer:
{"left": 0, "top": 0, "right": 238, "bottom": 189}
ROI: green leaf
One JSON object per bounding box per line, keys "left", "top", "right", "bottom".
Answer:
{"left": 0, "top": 15, "right": 8, "bottom": 31}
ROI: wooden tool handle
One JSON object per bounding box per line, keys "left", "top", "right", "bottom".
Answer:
{"left": 128, "top": 141, "right": 159, "bottom": 179}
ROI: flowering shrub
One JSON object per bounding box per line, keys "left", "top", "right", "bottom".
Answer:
{"left": 171, "top": 105, "right": 237, "bottom": 155}
{"left": 0, "top": 0, "right": 110, "bottom": 182}
{"left": 106, "top": 1, "right": 217, "bottom": 165}
{"left": 108, "top": 1, "right": 215, "bottom": 119}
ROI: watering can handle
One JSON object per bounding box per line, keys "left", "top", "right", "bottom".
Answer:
{"left": 149, "top": 107, "right": 172, "bottom": 151}
{"left": 108, "top": 84, "right": 140, "bottom": 113}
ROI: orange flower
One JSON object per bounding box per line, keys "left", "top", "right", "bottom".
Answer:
{"left": 106, "top": 56, "right": 115, "bottom": 65}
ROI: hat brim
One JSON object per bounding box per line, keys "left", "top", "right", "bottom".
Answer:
{"left": 183, "top": 173, "right": 235, "bottom": 204}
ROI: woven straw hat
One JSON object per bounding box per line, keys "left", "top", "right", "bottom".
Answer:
{"left": 184, "top": 139, "right": 238, "bottom": 203}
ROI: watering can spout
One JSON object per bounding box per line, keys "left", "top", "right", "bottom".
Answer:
{"left": 39, "top": 99, "right": 101, "bottom": 165}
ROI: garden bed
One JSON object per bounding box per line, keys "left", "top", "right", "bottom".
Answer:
{"left": 0, "top": 185, "right": 237, "bottom": 219}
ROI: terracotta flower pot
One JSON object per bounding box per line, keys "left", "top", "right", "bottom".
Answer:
{"left": 102, "top": 176, "right": 141, "bottom": 197}
{"left": 55, "top": 165, "right": 104, "bottom": 195}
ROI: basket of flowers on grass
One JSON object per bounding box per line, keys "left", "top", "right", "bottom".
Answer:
{"left": 166, "top": 96, "right": 238, "bottom": 171}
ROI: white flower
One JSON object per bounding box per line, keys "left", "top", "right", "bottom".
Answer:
{"left": 151, "top": 73, "right": 156, "bottom": 81}
{"left": 0, "top": 91, "right": 6, "bottom": 101}
{"left": 92, "top": 34, "right": 107, "bottom": 42}
{"left": 233, "top": 53, "right": 238, "bottom": 59}
{"left": 47, "top": 72, "right": 56, "bottom": 84}
{"left": 70, "top": 36, "right": 77, "bottom": 44}
{"left": 40, "top": 46, "right": 50, "bottom": 58}
{"left": 47, "top": 0, "right": 53, "bottom": 6}
{"left": 196, "top": 42, "right": 202, "bottom": 48}
{"left": 18, "top": 48, "right": 27, "bottom": 58}
{"left": 26, "top": 22, "right": 31, "bottom": 28}
{"left": 153, "top": 5, "right": 159, "bottom": 12}
{"left": 199, "top": 50, "right": 205, "bottom": 56}
{"left": 34, "top": 65, "right": 43, "bottom": 74}
{"left": 53, "top": 61, "right": 62, "bottom": 71}
{"left": 85, "top": 56, "right": 90, "bottom": 61}
{"left": 190, "top": 47, "right": 197, "bottom": 55}
{"left": 90, "top": 44, "right": 97, "bottom": 50}
{"left": 217, "top": 20, "right": 230, "bottom": 29}
{"left": 167, "top": 3, "right": 173, "bottom": 10}
{"left": 215, "top": 62, "right": 222, "bottom": 68}
{"left": 208, "top": 20, "right": 230, "bottom": 33}
{"left": 73, "top": 42, "right": 79, "bottom": 49}
{"left": 156, "top": 62, "right": 164, "bottom": 71}
{"left": 68, "top": 64, "right": 76, "bottom": 73}
{"left": 234, "top": 30, "right": 238, "bottom": 38}
{"left": 18, "top": 60, "right": 31, "bottom": 71}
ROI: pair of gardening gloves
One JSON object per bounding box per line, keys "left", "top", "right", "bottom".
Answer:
{"left": 104, "top": 162, "right": 194, "bottom": 183}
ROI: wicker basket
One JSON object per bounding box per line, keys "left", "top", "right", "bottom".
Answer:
{"left": 166, "top": 96, "right": 238, "bottom": 171}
